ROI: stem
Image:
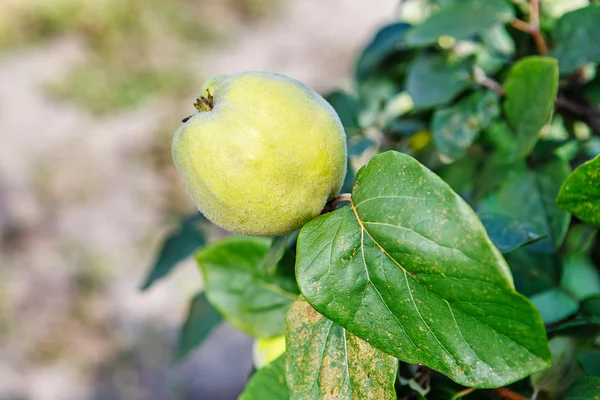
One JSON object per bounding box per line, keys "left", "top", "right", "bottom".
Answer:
{"left": 494, "top": 387, "right": 528, "bottom": 400}
{"left": 321, "top": 193, "right": 352, "bottom": 215}
{"left": 510, "top": 0, "right": 548, "bottom": 55}
{"left": 478, "top": 76, "right": 505, "bottom": 96}
{"left": 450, "top": 388, "right": 476, "bottom": 400}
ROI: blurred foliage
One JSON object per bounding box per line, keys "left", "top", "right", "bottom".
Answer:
{"left": 142, "top": 0, "right": 600, "bottom": 398}
{"left": 0, "top": 0, "right": 278, "bottom": 113}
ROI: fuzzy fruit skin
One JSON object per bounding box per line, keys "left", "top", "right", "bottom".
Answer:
{"left": 172, "top": 72, "right": 347, "bottom": 236}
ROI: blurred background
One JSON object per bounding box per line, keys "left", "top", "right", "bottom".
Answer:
{"left": 0, "top": 0, "right": 398, "bottom": 399}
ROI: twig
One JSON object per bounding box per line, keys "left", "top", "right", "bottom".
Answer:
{"left": 478, "top": 76, "right": 505, "bottom": 96}
{"left": 450, "top": 387, "right": 476, "bottom": 400}
{"left": 510, "top": 0, "right": 548, "bottom": 55}
{"left": 494, "top": 387, "right": 528, "bottom": 400}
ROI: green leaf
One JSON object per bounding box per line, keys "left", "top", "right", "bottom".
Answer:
{"left": 504, "top": 249, "right": 562, "bottom": 297}
{"left": 565, "top": 377, "right": 600, "bottom": 400}
{"left": 432, "top": 91, "right": 500, "bottom": 159}
{"left": 530, "top": 288, "right": 579, "bottom": 324}
{"left": 531, "top": 337, "right": 583, "bottom": 398}
{"left": 478, "top": 212, "right": 545, "bottom": 254}
{"left": 325, "top": 91, "right": 362, "bottom": 133}
{"left": 503, "top": 56, "right": 559, "bottom": 159}
{"left": 551, "top": 5, "right": 600, "bottom": 74}
{"left": 259, "top": 233, "right": 295, "bottom": 278}
{"left": 577, "top": 349, "right": 600, "bottom": 376}
{"left": 405, "top": 0, "right": 514, "bottom": 46}
{"left": 286, "top": 298, "right": 397, "bottom": 400}
{"left": 561, "top": 254, "right": 600, "bottom": 300}
{"left": 477, "top": 155, "right": 571, "bottom": 253}
{"left": 141, "top": 214, "right": 205, "bottom": 290}
{"left": 238, "top": 354, "right": 289, "bottom": 400}
{"left": 174, "top": 292, "right": 222, "bottom": 362}
{"left": 557, "top": 155, "right": 600, "bottom": 227}
{"left": 581, "top": 295, "right": 600, "bottom": 317}
{"left": 196, "top": 237, "right": 296, "bottom": 338}
{"left": 355, "top": 22, "right": 412, "bottom": 82}
{"left": 406, "top": 53, "right": 474, "bottom": 109}
{"left": 296, "top": 151, "right": 550, "bottom": 388}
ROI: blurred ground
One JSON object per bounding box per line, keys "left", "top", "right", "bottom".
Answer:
{"left": 0, "top": 1, "right": 397, "bottom": 399}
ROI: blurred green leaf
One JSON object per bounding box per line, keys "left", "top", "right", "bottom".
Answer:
{"left": 238, "top": 354, "right": 289, "bottom": 400}
{"left": 407, "top": 53, "right": 474, "bottom": 109}
{"left": 296, "top": 151, "right": 550, "bottom": 388}
{"left": 356, "top": 22, "right": 412, "bottom": 82}
{"left": 530, "top": 288, "right": 579, "bottom": 324}
{"left": 405, "top": 0, "right": 514, "bottom": 46}
{"left": 141, "top": 214, "right": 205, "bottom": 291}
{"left": 565, "top": 377, "right": 600, "bottom": 399}
{"left": 561, "top": 254, "right": 600, "bottom": 300}
{"left": 551, "top": 5, "right": 600, "bottom": 74}
{"left": 557, "top": 155, "right": 600, "bottom": 227}
{"left": 196, "top": 237, "right": 296, "bottom": 338}
{"left": 503, "top": 56, "right": 559, "bottom": 159}
{"left": 432, "top": 91, "right": 499, "bottom": 159}
{"left": 478, "top": 212, "right": 545, "bottom": 254}
{"left": 259, "top": 233, "right": 294, "bottom": 278}
{"left": 477, "top": 155, "right": 571, "bottom": 253}
{"left": 531, "top": 337, "right": 583, "bottom": 398}
{"left": 325, "top": 91, "right": 362, "bottom": 133}
{"left": 504, "top": 249, "right": 562, "bottom": 297}
{"left": 577, "top": 349, "right": 600, "bottom": 376}
{"left": 286, "top": 298, "right": 397, "bottom": 400}
{"left": 437, "top": 157, "right": 478, "bottom": 201}
{"left": 581, "top": 295, "right": 600, "bottom": 316}
{"left": 174, "top": 292, "right": 222, "bottom": 362}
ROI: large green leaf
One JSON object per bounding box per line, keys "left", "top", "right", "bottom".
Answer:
{"left": 141, "top": 213, "right": 205, "bottom": 290}
{"left": 296, "top": 151, "right": 550, "bottom": 388}
{"left": 432, "top": 90, "right": 500, "bottom": 159}
{"left": 503, "top": 57, "right": 559, "bottom": 159}
{"left": 565, "top": 377, "right": 600, "bottom": 400}
{"left": 406, "top": 53, "right": 473, "bottom": 109}
{"left": 405, "top": 0, "right": 514, "bottom": 46}
{"left": 557, "top": 155, "right": 600, "bottom": 227}
{"left": 174, "top": 292, "right": 222, "bottom": 362}
{"left": 286, "top": 298, "right": 397, "bottom": 400}
{"left": 196, "top": 237, "right": 296, "bottom": 338}
{"left": 551, "top": 5, "right": 600, "bottom": 74}
{"left": 239, "top": 354, "right": 289, "bottom": 400}
{"left": 477, "top": 155, "right": 571, "bottom": 253}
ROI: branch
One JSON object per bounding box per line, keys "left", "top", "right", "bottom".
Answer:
{"left": 321, "top": 193, "right": 352, "bottom": 214}
{"left": 555, "top": 94, "right": 600, "bottom": 134}
{"left": 510, "top": 0, "right": 548, "bottom": 55}
{"left": 494, "top": 387, "right": 528, "bottom": 400}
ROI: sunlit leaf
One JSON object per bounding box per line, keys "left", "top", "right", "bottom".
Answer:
{"left": 286, "top": 298, "right": 397, "bottom": 400}
{"left": 296, "top": 151, "right": 550, "bottom": 388}
{"left": 238, "top": 354, "right": 289, "bottom": 400}
{"left": 557, "top": 155, "right": 600, "bottom": 227}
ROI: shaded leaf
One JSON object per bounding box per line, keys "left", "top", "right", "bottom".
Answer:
{"left": 531, "top": 337, "right": 583, "bottom": 398}
{"left": 286, "top": 298, "right": 397, "bottom": 400}
{"left": 432, "top": 91, "right": 500, "bottom": 159}
{"left": 581, "top": 295, "right": 600, "bottom": 317}
{"left": 196, "top": 237, "right": 296, "bottom": 338}
{"left": 356, "top": 22, "right": 412, "bottom": 82}
{"left": 141, "top": 214, "right": 205, "bottom": 290}
{"left": 577, "top": 349, "right": 600, "bottom": 376}
{"left": 551, "top": 5, "right": 600, "bottom": 74}
{"left": 478, "top": 212, "right": 545, "bottom": 254}
{"left": 565, "top": 377, "right": 600, "bottom": 400}
{"left": 530, "top": 288, "right": 579, "bottom": 324}
{"left": 504, "top": 249, "right": 562, "bottom": 297}
{"left": 477, "top": 155, "right": 571, "bottom": 253}
{"left": 296, "top": 151, "right": 550, "bottom": 388}
{"left": 503, "top": 56, "right": 559, "bottom": 159}
{"left": 174, "top": 292, "right": 222, "bottom": 362}
{"left": 406, "top": 53, "right": 474, "bottom": 109}
{"left": 557, "top": 155, "right": 600, "bottom": 227}
{"left": 259, "top": 233, "right": 294, "bottom": 278}
{"left": 325, "top": 91, "right": 362, "bottom": 133}
{"left": 561, "top": 254, "right": 600, "bottom": 300}
{"left": 239, "top": 354, "right": 289, "bottom": 400}
{"left": 405, "top": 0, "right": 514, "bottom": 46}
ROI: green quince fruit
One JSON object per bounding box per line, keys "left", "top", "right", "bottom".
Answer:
{"left": 172, "top": 72, "right": 347, "bottom": 236}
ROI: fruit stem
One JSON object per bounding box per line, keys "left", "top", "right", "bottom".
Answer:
{"left": 321, "top": 193, "right": 352, "bottom": 215}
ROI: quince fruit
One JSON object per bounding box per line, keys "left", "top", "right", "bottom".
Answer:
{"left": 172, "top": 72, "right": 347, "bottom": 236}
